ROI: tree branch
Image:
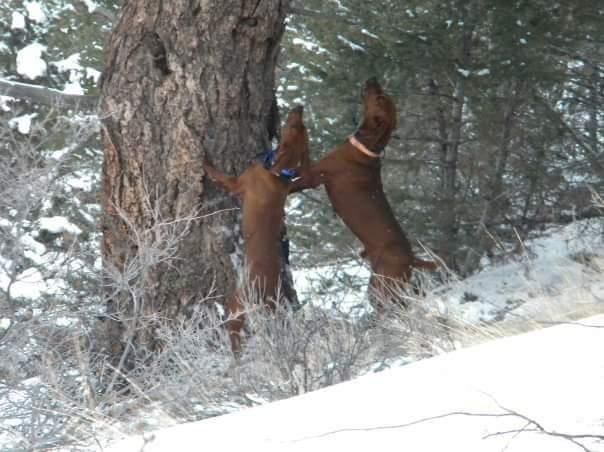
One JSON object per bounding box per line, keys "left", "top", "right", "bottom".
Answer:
{"left": 294, "top": 406, "right": 604, "bottom": 451}
{"left": 91, "top": 5, "right": 116, "bottom": 22}
{"left": 0, "top": 78, "right": 98, "bottom": 111}
{"left": 288, "top": 4, "right": 354, "bottom": 23}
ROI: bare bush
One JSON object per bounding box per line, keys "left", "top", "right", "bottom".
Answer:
{"left": 0, "top": 135, "right": 462, "bottom": 450}
{"left": 0, "top": 107, "right": 105, "bottom": 450}
{"left": 111, "top": 267, "right": 459, "bottom": 425}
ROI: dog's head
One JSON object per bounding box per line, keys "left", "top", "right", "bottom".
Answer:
{"left": 272, "top": 105, "right": 309, "bottom": 172}
{"left": 355, "top": 77, "right": 397, "bottom": 153}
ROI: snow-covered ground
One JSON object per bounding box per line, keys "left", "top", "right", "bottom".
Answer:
{"left": 108, "top": 314, "right": 604, "bottom": 452}
{"left": 441, "top": 220, "right": 603, "bottom": 329}
{"left": 103, "top": 219, "right": 604, "bottom": 452}
{"left": 1, "top": 218, "right": 602, "bottom": 450}
{"left": 294, "top": 219, "right": 604, "bottom": 337}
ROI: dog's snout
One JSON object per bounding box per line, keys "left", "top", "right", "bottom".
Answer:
{"left": 362, "top": 77, "right": 382, "bottom": 98}
{"left": 286, "top": 105, "right": 304, "bottom": 125}
{"left": 365, "top": 76, "right": 379, "bottom": 87}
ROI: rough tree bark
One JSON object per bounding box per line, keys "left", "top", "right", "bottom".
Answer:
{"left": 98, "top": 0, "right": 292, "bottom": 367}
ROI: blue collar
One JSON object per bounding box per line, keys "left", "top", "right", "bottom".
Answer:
{"left": 262, "top": 148, "right": 277, "bottom": 169}
{"left": 260, "top": 148, "right": 300, "bottom": 182}
{"left": 277, "top": 167, "right": 301, "bottom": 182}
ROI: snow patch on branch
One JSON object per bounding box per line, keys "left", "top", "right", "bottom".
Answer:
{"left": 11, "top": 12, "right": 25, "bottom": 29}
{"left": 16, "top": 43, "right": 47, "bottom": 80}
{"left": 8, "top": 113, "right": 37, "bottom": 134}
{"left": 337, "top": 35, "right": 365, "bottom": 52}
{"left": 38, "top": 216, "right": 82, "bottom": 235}
{"left": 51, "top": 53, "right": 85, "bottom": 94}
{"left": 24, "top": 1, "right": 46, "bottom": 23}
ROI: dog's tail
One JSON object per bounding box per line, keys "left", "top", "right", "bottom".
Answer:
{"left": 412, "top": 258, "right": 439, "bottom": 271}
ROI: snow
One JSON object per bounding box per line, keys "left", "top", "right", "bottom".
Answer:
{"left": 65, "top": 170, "right": 98, "bottom": 191}
{"left": 337, "top": 35, "right": 365, "bottom": 52}
{"left": 11, "top": 12, "right": 26, "bottom": 30}
{"left": 8, "top": 113, "right": 37, "bottom": 134}
{"left": 0, "top": 95, "right": 14, "bottom": 112}
{"left": 61, "top": 79, "right": 85, "bottom": 95}
{"left": 108, "top": 315, "right": 604, "bottom": 452}
{"left": 0, "top": 205, "right": 601, "bottom": 451}
{"left": 361, "top": 28, "right": 379, "bottom": 39}
{"left": 291, "top": 38, "right": 328, "bottom": 54}
{"left": 441, "top": 220, "right": 603, "bottom": 331}
{"left": 38, "top": 216, "right": 82, "bottom": 235}
{"left": 24, "top": 1, "right": 46, "bottom": 23}
{"left": 86, "top": 67, "right": 102, "bottom": 83}
{"left": 0, "top": 267, "right": 46, "bottom": 299}
{"left": 99, "top": 219, "right": 604, "bottom": 451}
{"left": 81, "top": 0, "right": 101, "bottom": 13}
{"left": 52, "top": 53, "right": 82, "bottom": 72}
{"left": 20, "top": 234, "right": 47, "bottom": 264}
{"left": 51, "top": 53, "right": 86, "bottom": 94}
{"left": 294, "top": 259, "right": 370, "bottom": 314}
{"left": 294, "top": 219, "right": 604, "bottom": 333}
{"left": 16, "top": 43, "right": 47, "bottom": 80}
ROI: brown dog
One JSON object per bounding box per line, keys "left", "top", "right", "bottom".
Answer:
{"left": 292, "top": 79, "right": 437, "bottom": 308}
{"left": 203, "top": 106, "right": 309, "bottom": 353}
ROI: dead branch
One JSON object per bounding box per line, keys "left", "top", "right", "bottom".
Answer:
{"left": 289, "top": 4, "right": 354, "bottom": 23}
{"left": 294, "top": 406, "right": 604, "bottom": 452}
{"left": 0, "top": 78, "right": 98, "bottom": 111}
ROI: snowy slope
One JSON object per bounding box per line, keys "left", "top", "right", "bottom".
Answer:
{"left": 441, "top": 220, "right": 604, "bottom": 328}
{"left": 294, "top": 219, "right": 604, "bottom": 333}
{"left": 108, "top": 315, "right": 604, "bottom": 452}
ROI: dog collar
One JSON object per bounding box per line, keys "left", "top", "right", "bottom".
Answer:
{"left": 349, "top": 135, "right": 380, "bottom": 158}
{"left": 261, "top": 148, "right": 301, "bottom": 182}
{"left": 272, "top": 168, "right": 301, "bottom": 183}
{"left": 262, "top": 148, "right": 277, "bottom": 169}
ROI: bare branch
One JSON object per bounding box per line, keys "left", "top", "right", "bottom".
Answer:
{"left": 483, "top": 404, "right": 604, "bottom": 452}
{"left": 288, "top": 4, "right": 354, "bottom": 23}
{"left": 294, "top": 403, "right": 603, "bottom": 451}
{"left": 73, "top": 0, "right": 117, "bottom": 23}
{"left": 91, "top": 5, "right": 116, "bottom": 22}
{"left": 0, "top": 78, "right": 98, "bottom": 111}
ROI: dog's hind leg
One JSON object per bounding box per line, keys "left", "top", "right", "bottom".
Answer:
{"left": 224, "top": 293, "right": 245, "bottom": 357}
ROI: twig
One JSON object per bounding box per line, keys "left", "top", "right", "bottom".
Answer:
{"left": 483, "top": 404, "right": 603, "bottom": 452}
{"left": 90, "top": 5, "right": 116, "bottom": 22}
{"left": 293, "top": 406, "right": 604, "bottom": 452}
{"left": 289, "top": 4, "right": 353, "bottom": 23}
{"left": 292, "top": 410, "right": 519, "bottom": 441}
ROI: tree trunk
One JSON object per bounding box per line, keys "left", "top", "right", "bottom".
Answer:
{"left": 433, "top": 18, "right": 473, "bottom": 271}
{"left": 586, "top": 63, "right": 603, "bottom": 184}
{"left": 462, "top": 81, "right": 524, "bottom": 273}
{"left": 98, "top": 0, "right": 291, "bottom": 369}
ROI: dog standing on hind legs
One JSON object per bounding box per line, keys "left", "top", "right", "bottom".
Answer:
{"left": 202, "top": 106, "right": 309, "bottom": 355}
{"left": 291, "top": 78, "right": 438, "bottom": 310}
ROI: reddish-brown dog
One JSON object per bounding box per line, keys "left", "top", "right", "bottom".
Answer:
{"left": 293, "top": 79, "right": 437, "bottom": 308}
{"left": 203, "top": 106, "right": 309, "bottom": 353}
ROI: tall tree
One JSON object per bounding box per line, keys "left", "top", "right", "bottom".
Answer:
{"left": 98, "top": 0, "right": 291, "bottom": 367}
